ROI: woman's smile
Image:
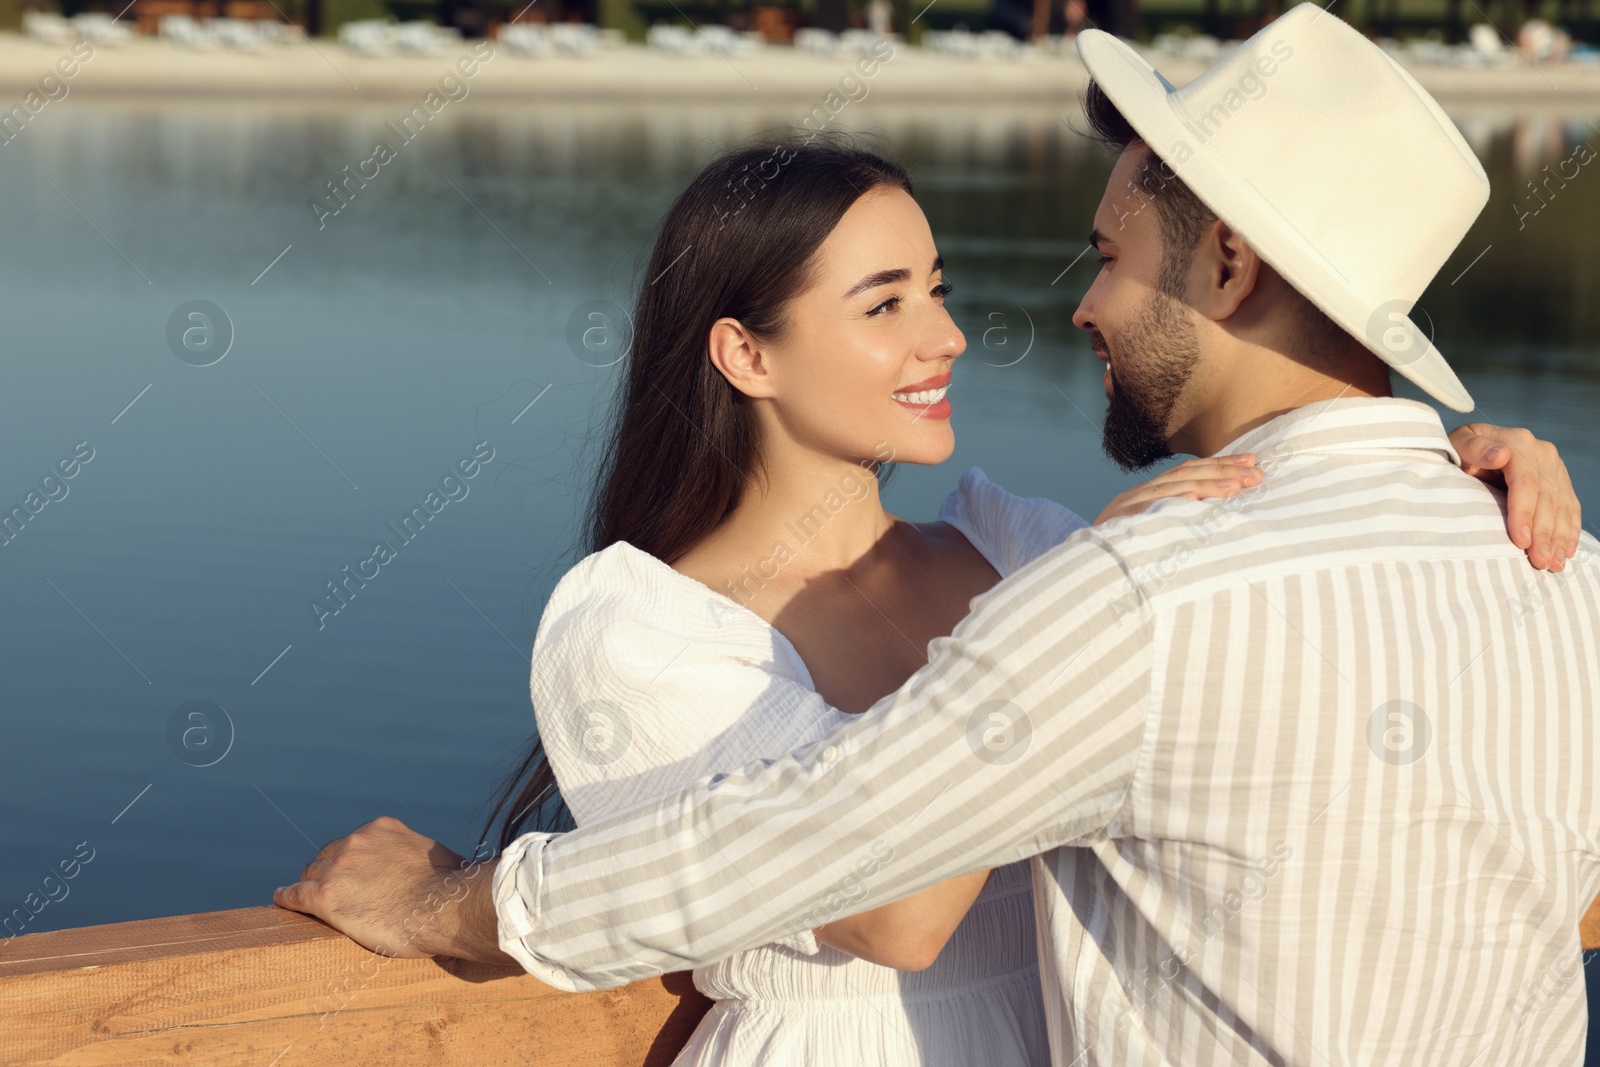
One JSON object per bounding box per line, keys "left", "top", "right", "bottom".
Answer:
{"left": 892, "top": 372, "right": 952, "bottom": 419}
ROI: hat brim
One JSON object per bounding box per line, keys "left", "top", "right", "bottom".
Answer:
{"left": 1075, "top": 28, "right": 1476, "bottom": 413}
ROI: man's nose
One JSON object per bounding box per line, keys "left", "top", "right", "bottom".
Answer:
{"left": 1072, "top": 295, "right": 1095, "bottom": 334}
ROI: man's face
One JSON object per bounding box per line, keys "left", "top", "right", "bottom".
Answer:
{"left": 1072, "top": 145, "right": 1203, "bottom": 473}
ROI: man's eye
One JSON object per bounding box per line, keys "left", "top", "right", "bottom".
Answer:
{"left": 1097, "top": 256, "right": 1113, "bottom": 267}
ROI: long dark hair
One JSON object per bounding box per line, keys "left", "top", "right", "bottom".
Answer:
{"left": 478, "top": 134, "right": 913, "bottom": 853}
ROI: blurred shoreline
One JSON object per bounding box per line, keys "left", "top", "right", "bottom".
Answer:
{"left": 2, "top": 33, "right": 1600, "bottom": 103}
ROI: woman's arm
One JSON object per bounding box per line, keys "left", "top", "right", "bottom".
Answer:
{"left": 1447, "top": 422, "right": 1581, "bottom": 572}
{"left": 1089, "top": 428, "right": 1581, "bottom": 573}
{"left": 504, "top": 565, "right": 991, "bottom": 970}
{"left": 813, "top": 871, "right": 992, "bottom": 971}
{"left": 818, "top": 459, "right": 1276, "bottom": 972}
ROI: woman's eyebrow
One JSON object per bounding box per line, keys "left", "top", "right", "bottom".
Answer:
{"left": 841, "top": 255, "right": 944, "bottom": 300}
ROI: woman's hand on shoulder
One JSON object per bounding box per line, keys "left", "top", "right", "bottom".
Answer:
{"left": 1092, "top": 454, "right": 1263, "bottom": 525}
{"left": 1448, "top": 422, "right": 1580, "bottom": 572}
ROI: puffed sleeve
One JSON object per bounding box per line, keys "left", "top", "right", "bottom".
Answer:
{"left": 937, "top": 466, "right": 1091, "bottom": 576}
{"left": 528, "top": 544, "right": 849, "bottom": 955}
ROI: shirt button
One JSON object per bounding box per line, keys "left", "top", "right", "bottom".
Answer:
{"left": 822, "top": 746, "right": 838, "bottom": 764}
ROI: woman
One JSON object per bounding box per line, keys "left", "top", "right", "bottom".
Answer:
{"left": 480, "top": 138, "right": 1574, "bottom": 1065}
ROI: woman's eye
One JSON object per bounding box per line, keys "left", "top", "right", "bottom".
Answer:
{"left": 867, "top": 280, "right": 951, "bottom": 317}
{"left": 1097, "top": 256, "right": 1113, "bottom": 267}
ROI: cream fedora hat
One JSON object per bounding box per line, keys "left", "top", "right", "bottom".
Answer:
{"left": 1076, "top": 4, "right": 1487, "bottom": 412}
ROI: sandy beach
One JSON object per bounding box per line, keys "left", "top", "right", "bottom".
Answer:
{"left": 1, "top": 32, "right": 1598, "bottom": 104}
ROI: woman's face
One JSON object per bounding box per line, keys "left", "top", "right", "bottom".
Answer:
{"left": 749, "top": 186, "right": 966, "bottom": 468}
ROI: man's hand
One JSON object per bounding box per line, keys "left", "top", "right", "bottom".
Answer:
{"left": 273, "top": 815, "right": 515, "bottom": 966}
{"left": 1449, "top": 423, "right": 1582, "bottom": 572}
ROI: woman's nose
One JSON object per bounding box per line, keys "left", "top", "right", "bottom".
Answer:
{"left": 924, "top": 307, "right": 966, "bottom": 361}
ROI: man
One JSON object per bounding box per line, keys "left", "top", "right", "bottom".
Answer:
{"left": 278, "top": 7, "right": 1598, "bottom": 1063}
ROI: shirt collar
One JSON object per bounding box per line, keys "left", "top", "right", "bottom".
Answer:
{"left": 1215, "top": 396, "right": 1461, "bottom": 467}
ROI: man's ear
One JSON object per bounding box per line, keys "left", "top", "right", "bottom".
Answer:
{"left": 1192, "top": 219, "right": 1263, "bottom": 322}
{"left": 707, "top": 317, "right": 777, "bottom": 400}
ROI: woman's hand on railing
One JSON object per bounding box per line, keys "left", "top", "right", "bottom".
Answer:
{"left": 272, "top": 814, "right": 516, "bottom": 966}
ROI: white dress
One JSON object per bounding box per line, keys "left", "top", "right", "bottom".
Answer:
{"left": 528, "top": 467, "right": 1089, "bottom": 1067}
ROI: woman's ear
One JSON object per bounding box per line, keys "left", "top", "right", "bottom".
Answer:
{"left": 707, "top": 317, "right": 777, "bottom": 400}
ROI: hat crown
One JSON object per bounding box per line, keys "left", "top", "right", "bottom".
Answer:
{"left": 1163, "top": 7, "right": 1488, "bottom": 307}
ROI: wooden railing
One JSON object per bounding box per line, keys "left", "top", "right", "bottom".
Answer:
{"left": 5, "top": 898, "right": 1599, "bottom": 1065}
{"left": 0, "top": 906, "right": 711, "bottom": 1066}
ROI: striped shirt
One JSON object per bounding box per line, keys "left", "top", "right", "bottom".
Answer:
{"left": 494, "top": 396, "right": 1600, "bottom": 1066}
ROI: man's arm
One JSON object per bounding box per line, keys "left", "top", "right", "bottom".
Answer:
{"left": 492, "top": 532, "right": 1154, "bottom": 989}
{"left": 276, "top": 529, "right": 1154, "bottom": 984}
{"left": 273, "top": 424, "right": 1583, "bottom": 974}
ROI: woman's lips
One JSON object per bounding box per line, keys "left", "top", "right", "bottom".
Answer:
{"left": 892, "top": 384, "right": 951, "bottom": 420}
{"left": 892, "top": 373, "right": 952, "bottom": 420}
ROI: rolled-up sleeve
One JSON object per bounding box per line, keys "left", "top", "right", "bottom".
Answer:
{"left": 492, "top": 529, "right": 1155, "bottom": 991}
{"left": 493, "top": 831, "right": 552, "bottom": 976}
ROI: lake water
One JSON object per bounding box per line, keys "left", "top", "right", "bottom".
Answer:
{"left": 1, "top": 95, "right": 1597, "bottom": 1047}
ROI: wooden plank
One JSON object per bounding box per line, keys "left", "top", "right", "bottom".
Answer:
{"left": 9, "top": 891, "right": 1593, "bottom": 1067}
{"left": 0, "top": 906, "right": 711, "bottom": 1067}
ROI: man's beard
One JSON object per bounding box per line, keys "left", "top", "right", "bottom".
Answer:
{"left": 1099, "top": 289, "right": 1201, "bottom": 473}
